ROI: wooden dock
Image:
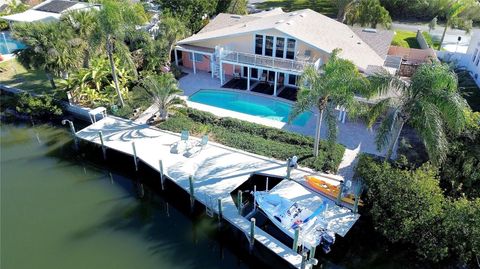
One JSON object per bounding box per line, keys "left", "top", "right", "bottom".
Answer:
{"left": 75, "top": 116, "right": 359, "bottom": 269}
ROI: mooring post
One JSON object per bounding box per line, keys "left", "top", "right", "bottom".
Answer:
{"left": 132, "top": 142, "right": 138, "bottom": 171}
{"left": 253, "top": 185, "right": 257, "bottom": 210}
{"left": 249, "top": 218, "right": 256, "bottom": 250}
{"left": 98, "top": 131, "right": 106, "bottom": 160}
{"left": 62, "top": 120, "right": 78, "bottom": 149}
{"left": 353, "top": 193, "right": 359, "bottom": 214}
{"left": 292, "top": 227, "right": 300, "bottom": 252}
{"left": 309, "top": 246, "right": 316, "bottom": 260}
{"left": 336, "top": 180, "right": 344, "bottom": 205}
{"left": 237, "top": 190, "right": 243, "bottom": 215}
{"left": 217, "top": 198, "right": 223, "bottom": 222}
{"left": 266, "top": 177, "right": 269, "bottom": 192}
{"left": 159, "top": 160, "right": 165, "bottom": 191}
{"left": 189, "top": 175, "right": 195, "bottom": 208}
{"left": 300, "top": 252, "right": 308, "bottom": 269}
{"left": 286, "top": 158, "right": 292, "bottom": 180}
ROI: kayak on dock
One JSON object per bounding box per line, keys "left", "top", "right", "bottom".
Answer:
{"left": 305, "top": 176, "right": 364, "bottom": 207}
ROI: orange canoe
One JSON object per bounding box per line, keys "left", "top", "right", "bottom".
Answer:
{"left": 305, "top": 176, "right": 363, "bottom": 207}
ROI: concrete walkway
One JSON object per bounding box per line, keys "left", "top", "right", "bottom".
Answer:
{"left": 178, "top": 70, "right": 385, "bottom": 181}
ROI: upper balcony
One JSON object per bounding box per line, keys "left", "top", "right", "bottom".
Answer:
{"left": 220, "top": 50, "right": 320, "bottom": 74}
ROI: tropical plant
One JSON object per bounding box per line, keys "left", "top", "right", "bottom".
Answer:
{"left": 138, "top": 73, "right": 185, "bottom": 120}
{"left": 438, "top": 0, "right": 480, "bottom": 50}
{"left": 0, "top": 0, "right": 29, "bottom": 30}
{"left": 16, "top": 92, "right": 63, "bottom": 119}
{"left": 156, "top": 15, "right": 189, "bottom": 66}
{"left": 12, "top": 21, "right": 84, "bottom": 88}
{"left": 345, "top": 0, "right": 392, "bottom": 29}
{"left": 289, "top": 49, "right": 369, "bottom": 157}
{"left": 60, "top": 9, "right": 100, "bottom": 68}
{"left": 216, "top": 0, "right": 248, "bottom": 14}
{"left": 59, "top": 57, "right": 132, "bottom": 107}
{"left": 366, "top": 63, "right": 469, "bottom": 163}
{"left": 95, "top": 0, "right": 147, "bottom": 107}
{"left": 157, "top": 0, "right": 217, "bottom": 33}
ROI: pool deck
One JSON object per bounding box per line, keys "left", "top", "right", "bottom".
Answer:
{"left": 75, "top": 116, "right": 359, "bottom": 269}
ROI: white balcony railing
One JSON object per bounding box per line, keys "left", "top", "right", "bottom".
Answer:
{"left": 220, "top": 50, "right": 316, "bottom": 73}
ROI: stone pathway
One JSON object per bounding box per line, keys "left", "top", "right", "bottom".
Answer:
{"left": 133, "top": 104, "right": 157, "bottom": 124}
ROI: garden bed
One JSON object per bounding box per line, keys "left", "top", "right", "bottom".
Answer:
{"left": 157, "top": 108, "right": 345, "bottom": 173}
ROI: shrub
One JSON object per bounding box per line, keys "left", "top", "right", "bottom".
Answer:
{"left": 158, "top": 108, "right": 346, "bottom": 173}
{"left": 15, "top": 93, "right": 63, "bottom": 119}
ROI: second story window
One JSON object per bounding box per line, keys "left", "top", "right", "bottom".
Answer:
{"left": 286, "top": 38, "right": 296, "bottom": 59}
{"left": 255, "top": 34, "right": 263, "bottom": 55}
{"left": 265, "top": 36, "right": 274, "bottom": 56}
{"left": 276, "top": 37, "right": 285, "bottom": 58}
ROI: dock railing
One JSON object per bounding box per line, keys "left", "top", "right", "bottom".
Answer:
{"left": 221, "top": 50, "right": 316, "bottom": 72}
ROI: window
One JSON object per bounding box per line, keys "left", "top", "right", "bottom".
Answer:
{"left": 265, "top": 36, "right": 274, "bottom": 56}
{"left": 275, "top": 37, "right": 285, "bottom": 58}
{"left": 255, "top": 34, "right": 263, "bottom": 55}
{"left": 286, "top": 38, "right": 296, "bottom": 59}
{"left": 288, "top": 74, "right": 297, "bottom": 85}
{"left": 189, "top": 53, "right": 203, "bottom": 62}
{"left": 473, "top": 48, "right": 479, "bottom": 62}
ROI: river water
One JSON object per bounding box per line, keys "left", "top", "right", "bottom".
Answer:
{"left": 1, "top": 122, "right": 405, "bottom": 269}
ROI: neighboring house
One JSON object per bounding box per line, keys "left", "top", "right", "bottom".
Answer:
{"left": 462, "top": 31, "right": 480, "bottom": 87}
{"left": 175, "top": 8, "right": 395, "bottom": 99}
{"left": 1, "top": 0, "right": 98, "bottom": 23}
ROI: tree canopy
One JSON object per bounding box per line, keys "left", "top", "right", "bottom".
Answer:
{"left": 346, "top": 0, "right": 392, "bottom": 29}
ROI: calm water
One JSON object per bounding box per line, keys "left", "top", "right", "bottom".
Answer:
{"left": 188, "top": 89, "right": 312, "bottom": 126}
{"left": 0, "top": 123, "right": 253, "bottom": 269}
{"left": 0, "top": 122, "right": 411, "bottom": 269}
{"left": 0, "top": 32, "right": 26, "bottom": 55}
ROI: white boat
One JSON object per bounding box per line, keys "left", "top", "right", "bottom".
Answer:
{"left": 253, "top": 191, "right": 336, "bottom": 253}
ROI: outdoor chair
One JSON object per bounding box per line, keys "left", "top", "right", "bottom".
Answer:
{"left": 183, "top": 135, "right": 209, "bottom": 158}
{"left": 170, "top": 130, "right": 191, "bottom": 154}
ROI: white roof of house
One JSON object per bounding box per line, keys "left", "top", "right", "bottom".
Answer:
{"left": 1, "top": 9, "right": 61, "bottom": 22}
{"left": 179, "top": 8, "right": 386, "bottom": 71}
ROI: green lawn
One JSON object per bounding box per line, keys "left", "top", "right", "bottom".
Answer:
{"left": 0, "top": 59, "right": 56, "bottom": 95}
{"left": 456, "top": 69, "right": 480, "bottom": 112}
{"left": 391, "top": 30, "right": 420, "bottom": 49}
{"left": 255, "top": 0, "right": 338, "bottom": 17}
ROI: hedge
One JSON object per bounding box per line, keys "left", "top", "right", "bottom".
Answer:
{"left": 158, "top": 108, "right": 345, "bottom": 173}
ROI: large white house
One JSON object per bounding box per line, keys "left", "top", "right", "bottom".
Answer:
{"left": 175, "top": 8, "right": 395, "bottom": 99}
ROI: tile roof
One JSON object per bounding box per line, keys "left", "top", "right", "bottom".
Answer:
{"left": 178, "top": 8, "right": 386, "bottom": 71}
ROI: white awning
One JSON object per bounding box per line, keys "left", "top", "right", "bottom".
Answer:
{"left": 1, "top": 10, "right": 61, "bottom": 23}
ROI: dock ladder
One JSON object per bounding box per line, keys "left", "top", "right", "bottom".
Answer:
{"left": 205, "top": 194, "right": 215, "bottom": 218}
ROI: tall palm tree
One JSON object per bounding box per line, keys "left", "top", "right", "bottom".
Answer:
{"left": 366, "top": 63, "right": 469, "bottom": 163}
{"left": 61, "top": 9, "right": 100, "bottom": 68}
{"left": 438, "top": 0, "right": 480, "bottom": 50}
{"left": 289, "top": 49, "right": 369, "bottom": 157}
{"left": 139, "top": 73, "right": 186, "bottom": 120}
{"left": 157, "top": 15, "right": 189, "bottom": 66}
{"left": 95, "top": 0, "right": 147, "bottom": 107}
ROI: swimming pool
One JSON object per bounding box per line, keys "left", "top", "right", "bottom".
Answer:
{"left": 188, "top": 89, "right": 313, "bottom": 126}
{"left": 0, "top": 32, "right": 26, "bottom": 55}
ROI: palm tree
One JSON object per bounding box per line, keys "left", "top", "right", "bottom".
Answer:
{"left": 95, "top": 0, "right": 147, "bottom": 107}
{"left": 157, "top": 15, "right": 189, "bottom": 66}
{"left": 139, "top": 73, "right": 186, "bottom": 120}
{"left": 12, "top": 22, "right": 83, "bottom": 88}
{"left": 438, "top": 0, "right": 480, "bottom": 50}
{"left": 366, "top": 63, "right": 469, "bottom": 163}
{"left": 61, "top": 10, "right": 100, "bottom": 68}
{"left": 289, "top": 49, "right": 369, "bottom": 157}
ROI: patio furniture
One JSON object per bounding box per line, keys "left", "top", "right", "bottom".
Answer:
{"left": 183, "top": 135, "right": 209, "bottom": 157}
{"left": 170, "top": 130, "right": 191, "bottom": 154}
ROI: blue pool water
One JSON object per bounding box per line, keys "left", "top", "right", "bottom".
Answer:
{"left": 188, "top": 89, "right": 312, "bottom": 126}
{"left": 0, "top": 32, "right": 26, "bottom": 55}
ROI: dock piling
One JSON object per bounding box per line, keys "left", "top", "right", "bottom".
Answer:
{"left": 336, "top": 180, "right": 344, "bottom": 205}
{"left": 300, "top": 252, "right": 308, "bottom": 269}
{"left": 292, "top": 227, "right": 300, "bottom": 252}
{"left": 353, "top": 193, "right": 359, "bottom": 214}
{"left": 98, "top": 131, "right": 106, "bottom": 160}
{"left": 217, "top": 198, "right": 223, "bottom": 222}
{"left": 132, "top": 142, "right": 138, "bottom": 171}
{"left": 249, "top": 218, "right": 256, "bottom": 250}
{"left": 62, "top": 120, "right": 78, "bottom": 149}
{"left": 237, "top": 190, "right": 243, "bottom": 215}
{"left": 266, "top": 177, "right": 269, "bottom": 192}
{"left": 309, "top": 246, "right": 316, "bottom": 260}
{"left": 253, "top": 185, "right": 257, "bottom": 210}
{"left": 189, "top": 175, "right": 195, "bottom": 208}
{"left": 159, "top": 160, "right": 165, "bottom": 190}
